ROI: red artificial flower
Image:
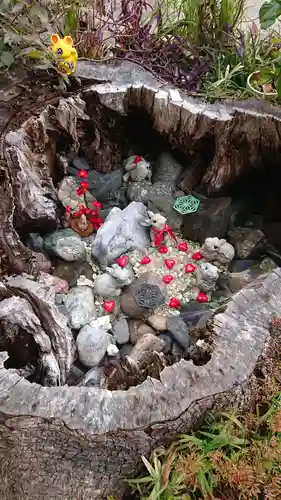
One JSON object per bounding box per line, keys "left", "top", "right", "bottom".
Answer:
{"left": 76, "top": 187, "right": 84, "bottom": 196}
{"left": 80, "top": 181, "right": 89, "bottom": 191}
{"left": 65, "top": 205, "right": 71, "bottom": 213}
{"left": 85, "top": 208, "right": 91, "bottom": 215}
{"left": 134, "top": 155, "right": 142, "bottom": 164}
{"left": 93, "top": 200, "right": 102, "bottom": 208}
{"left": 77, "top": 169, "right": 88, "bottom": 178}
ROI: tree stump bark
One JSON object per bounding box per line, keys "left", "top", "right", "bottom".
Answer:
{"left": 1, "top": 60, "right": 281, "bottom": 499}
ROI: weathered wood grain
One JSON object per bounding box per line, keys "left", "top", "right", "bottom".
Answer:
{"left": 0, "top": 269, "right": 280, "bottom": 499}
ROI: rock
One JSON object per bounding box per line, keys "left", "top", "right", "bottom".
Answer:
{"left": 64, "top": 286, "right": 97, "bottom": 329}
{"left": 57, "top": 176, "right": 94, "bottom": 210}
{"left": 260, "top": 257, "right": 277, "bottom": 273}
{"left": 76, "top": 319, "right": 112, "bottom": 368}
{"left": 127, "top": 319, "right": 156, "bottom": 345}
{"left": 112, "top": 317, "right": 130, "bottom": 344}
{"left": 37, "top": 271, "right": 69, "bottom": 293}
{"left": 53, "top": 260, "right": 94, "bottom": 287}
{"left": 127, "top": 180, "right": 152, "bottom": 203}
{"left": 130, "top": 333, "right": 165, "bottom": 362}
{"left": 87, "top": 167, "right": 124, "bottom": 202}
{"left": 201, "top": 237, "right": 235, "bottom": 266}
{"left": 147, "top": 314, "right": 168, "bottom": 332}
{"left": 153, "top": 152, "right": 184, "bottom": 184}
{"left": 71, "top": 156, "right": 90, "bottom": 172}
{"left": 180, "top": 302, "right": 213, "bottom": 329}
{"left": 78, "top": 366, "right": 104, "bottom": 387}
{"left": 264, "top": 221, "right": 281, "bottom": 250}
{"left": 119, "top": 343, "right": 133, "bottom": 359}
{"left": 44, "top": 229, "right": 86, "bottom": 262}
{"left": 91, "top": 202, "right": 150, "bottom": 266}
{"left": 196, "top": 262, "right": 219, "bottom": 293}
{"left": 120, "top": 272, "right": 166, "bottom": 318}
{"left": 66, "top": 362, "right": 87, "bottom": 385}
{"left": 167, "top": 316, "right": 190, "bottom": 351}
{"left": 229, "top": 259, "right": 259, "bottom": 272}
{"left": 187, "top": 340, "right": 212, "bottom": 365}
{"left": 104, "top": 185, "right": 128, "bottom": 210}
{"left": 183, "top": 196, "right": 232, "bottom": 243}
{"left": 228, "top": 227, "right": 266, "bottom": 259}
{"left": 158, "top": 333, "right": 174, "bottom": 354}
{"left": 27, "top": 233, "right": 44, "bottom": 252}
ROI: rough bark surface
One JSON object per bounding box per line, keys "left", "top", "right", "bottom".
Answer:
{"left": 0, "top": 269, "right": 281, "bottom": 499}
{"left": 1, "top": 60, "right": 281, "bottom": 499}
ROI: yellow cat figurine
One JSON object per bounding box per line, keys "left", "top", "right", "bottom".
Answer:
{"left": 50, "top": 34, "right": 78, "bottom": 76}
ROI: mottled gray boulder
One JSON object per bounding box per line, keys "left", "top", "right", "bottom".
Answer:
{"left": 167, "top": 316, "right": 190, "bottom": 351}
{"left": 127, "top": 180, "right": 152, "bottom": 204}
{"left": 183, "top": 196, "right": 232, "bottom": 243}
{"left": 112, "top": 317, "right": 130, "bottom": 344}
{"left": 153, "top": 152, "right": 184, "bottom": 184}
{"left": 87, "top": 167, "right": 124, "bottom": 202}
{"left": 91, "top": 202, "right": 150, "bottom": 266}
{"left": 76, "top": 319, "right": 112, "bottom": 368}
{"left": 78, "top": 366, "right": 104, "bottom": 387}
{"left": 44, "top": 229, "right": 86, "bottom": 262}
{"left": 64, "top": 286, "right": 97, "bottom": 329}
{"left": 228, "top": 227, "right": 266, "bottom": 259}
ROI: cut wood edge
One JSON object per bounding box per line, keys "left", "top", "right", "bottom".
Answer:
{"left": 0, "top": 269, "right": 280, "bottom": 435}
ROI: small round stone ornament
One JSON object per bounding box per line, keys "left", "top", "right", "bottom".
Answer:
{"left": 133, "top": 284, "right": 165, "bottom": 309}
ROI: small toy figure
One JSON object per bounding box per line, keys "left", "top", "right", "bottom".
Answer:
{"left": 94, "top": 263, "right": 135, "bottom": 297}
{"left": 196, "top": 262, "right": 219, "bottom": 293}
{"left": 123, "top": 155, "right": 151, "bottom": 183}
{"left": 50, "top": 34, "right": 78, "bottom": 76}
{"left": 145, "top": 211, "right": 177, "bottom": 247}
{"left": 201, "top": 237, "right": 235, "bottom": 266}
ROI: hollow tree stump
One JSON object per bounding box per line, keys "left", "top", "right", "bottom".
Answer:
{"left": 1, "top": 60, "right": 281, "bottom": 499}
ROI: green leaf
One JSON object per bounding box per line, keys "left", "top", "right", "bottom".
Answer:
{"left": 259, "top": 0, "right": 281, "bottom": 29}
{"left": 275, "top": 69, "right": 281, "bottom": 97}
{"left": 1, "top": 50, "right": 14, "bottom": 66}
{"left": 29, "top": 5, "right": 49, "bottom": 25}
{"left": 64, "top": 6, "right": 77, "bottom": 35}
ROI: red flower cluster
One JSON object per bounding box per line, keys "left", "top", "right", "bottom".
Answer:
{"left": 65, "top": 169, "right": 103, "bottom": 231}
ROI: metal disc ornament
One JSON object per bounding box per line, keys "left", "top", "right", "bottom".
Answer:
{"left": 133, "top": 284, "right": 165, "bottom": 309}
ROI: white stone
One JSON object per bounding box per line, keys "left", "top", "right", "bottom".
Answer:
{"left": 76, "top": 322, "right": 112, "bottom": 368}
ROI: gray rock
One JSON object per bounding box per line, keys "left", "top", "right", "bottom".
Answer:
{"left": 66, "top": 362, "right": 87, "bottom": 385}
{"left": 78, "top": 366, "right": 104, "bottom": 387}
{"left": 44, "top": 229, "right": 86, "bottom": 262}
{"left": 228, "top": 227, "right": 266, "bottom": 259}
{"left": 119, "top": 343, "right": 133, "bottom": 359}
{"left": 153, "top": 152, "right": 184, "bottom": 184}
{"left": 120, "top": 272, "right": 166, "bottom": 319}
{"left": 229, "top": 259, "right": 259, "bottom": 272}
{"left": 112, "top": 317, "right": 130, "bottom": 344}
{"left": 127, "top": 319, "right": 156, "bottom": 344}
{"left": 64, "top": 286, "right": 97, "bottom": 329}
{"left": 183, "top": 195, "right": 232, "bottom": 243}
{"left": 127, "top": 180, "right": 152, "bottom": 203}
{"left": 130, "top": 333, "right": 165, "bottom": 362}
{"left": 53, "top": 260, "right": 94, "bottom": 287}
{"left": 70, "top": 156, "right": 90, "bottom": 171}
{"left": 167, "top": 316, "right": 190, "bottom": 351}
{"left": 91, "top": 202, "right": 150, "bottom": 266}
{"left": 76, "top": 322, "right": 112, "bottom": 368}
{"left": 147, "top": 314, "right": 168, "bottom": 331}
{"left": 180, "top": 302, "right": 213, "bottom": 329}
{"left": 196, "top": 262, "right": 219, "bottom": 293}
{"left": 158, "top": 333, "right": 174, "bottom": 354}
{"left": 87, "top": 167, "right": 124, "bottom": 202}
{"left": 27, "top": 233, "right": 44, "bottom": 252}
